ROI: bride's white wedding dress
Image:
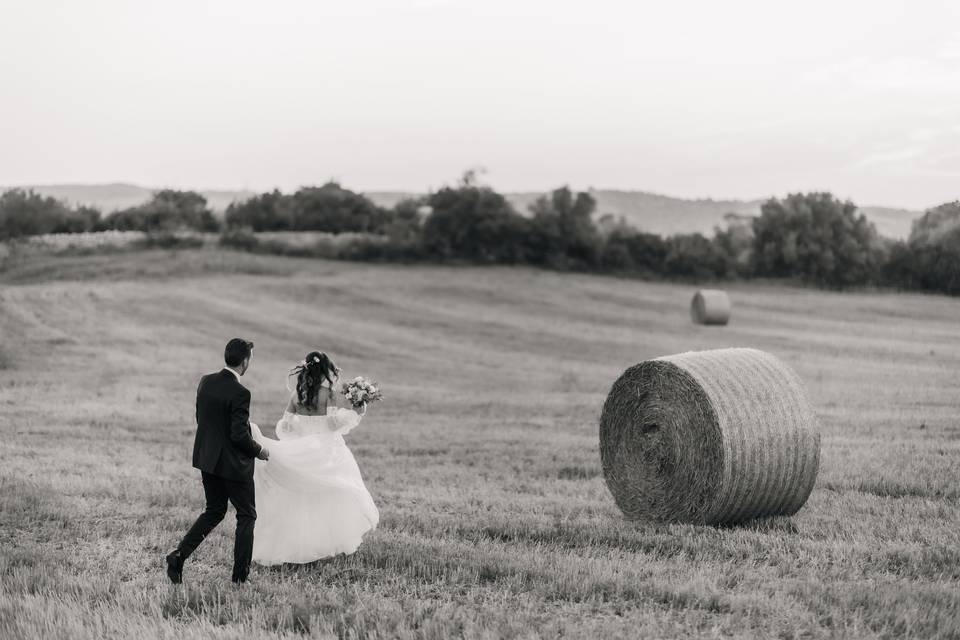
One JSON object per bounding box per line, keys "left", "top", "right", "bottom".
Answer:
{"left": 249, "top": 407, "right": 379, "bottom": 565}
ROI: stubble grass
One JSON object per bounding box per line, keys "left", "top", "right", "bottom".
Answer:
{"left": 1, "top": 249, "right": 959, "bottom": 639}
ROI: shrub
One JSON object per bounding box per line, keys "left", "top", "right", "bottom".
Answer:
{"left": 219, "top": 229, "right": 397, "bottom": 261}
{"left": 25, "top": 230, "right": 145, "bottom": 254}
{"left": 290, "top": 183, "right": 390, "bottom": 233}
{"left": 381, "top": 198, "right": 426, "bottom": 252}
{"left": 219, "top": 228, "right": 261, "bottom": 251}
{"left": 225, "top": 190, "right": 294, "bottom": 231}
{"left": 226, "top": 183, "right": 410, "bottom": 235}
{"left": 137, "top": 231, "right": 206, "bottom": 250}
{"left": 105, "top": 190, "right": 219, "bottom": 232}
{"left": 0, "top": 189, "right": 102, "bottom": 239}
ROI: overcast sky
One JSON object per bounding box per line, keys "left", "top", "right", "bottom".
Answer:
{"left": 1, "top": 0, "right": 958, "bottom": 208}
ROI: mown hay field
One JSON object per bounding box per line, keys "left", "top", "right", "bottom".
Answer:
{"left": 1, "top": 249, "right": 959, "bottom": 639}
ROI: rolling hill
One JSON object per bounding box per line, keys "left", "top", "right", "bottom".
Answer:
{"left": 7, "top": 183, "right": 920, "bottom": 239}
{"left": 366, "top": 190, "right": 921, "bottom": 239}
{"left": 6, "top": 183, "right": 256, "bottom": 216}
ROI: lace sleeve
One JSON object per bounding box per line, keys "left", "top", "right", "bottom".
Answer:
{"left": 275, "top": 411, "right": 296, "bottom": 440}
{"left": 328, "top": 408, "right": 362, "bottom": 435}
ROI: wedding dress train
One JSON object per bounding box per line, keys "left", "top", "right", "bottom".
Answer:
{"left": 250, "top": 407, "right": 378, "bottom": 565}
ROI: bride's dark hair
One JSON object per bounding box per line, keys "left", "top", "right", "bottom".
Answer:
{"left": 292, "top": 351, "right": 340, "bottom": 410}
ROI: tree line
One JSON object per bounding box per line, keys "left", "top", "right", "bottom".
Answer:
{"left": 2, "top": 179, "right": 958, "bottom": 295}
{"left": 0, "top": 188, "right": 218, "bottom": 238}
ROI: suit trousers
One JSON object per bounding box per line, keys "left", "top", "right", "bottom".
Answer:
{"left": 177, "top": 471, "right": 257, "bottom": 581}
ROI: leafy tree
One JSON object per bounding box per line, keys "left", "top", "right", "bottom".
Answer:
{"left": 600, "top": 228, "right": 668, "bottom": 274}
{"left": 712, "top": 213, "right": 754, "bottom": 277}
{"left": 61, "top": 206, "right": 102, "bottom": 233}
{"left": 663, "top": 233, "right": 729, "bottom": 279}
{"left": 917, "top": 230, "right": 960, "bottom": 295}
{"left": 0, "top": 189, "right": 101, "bottom": 239}
{"left": 751, "top": 192, "right": 882, "bottom": 288}
{"left": 225, "top": 184, "right": 389, "bottom": 233}
{"left": 225, "top": 190, "right": 294, "bottom": 231}
{"left": 884, "top": 229, "right": 960, "bottom": 295}
{"left": 883, "top": 201, "right": 960, "bottom": 295}
{"left": 422, "top": 177, "right": 529, "bottom": 263}
{"left": 105, "top": 190, "right": 218, "bottom": 232}
{"left": 383, "top": 198, "right": 426, "bottom": 246}
{"left": 527, "top": 187, "right": 600, "bottom": 268}
{"left": 290, "top": 182, "right": 389, "bottom": 233}
{"left": 909, "top": 201, "right": 960, "bottom": 246}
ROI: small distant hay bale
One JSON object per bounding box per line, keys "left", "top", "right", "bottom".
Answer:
{"left": 690, "top": 289, "right": 731, "bottom": 325}
{"left": 599, "top": 348, "right": 820, "bottom": 525}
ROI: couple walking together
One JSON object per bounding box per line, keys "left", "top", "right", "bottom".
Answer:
{"left": 165, "top": 338, "right": 379, "bottom": 584}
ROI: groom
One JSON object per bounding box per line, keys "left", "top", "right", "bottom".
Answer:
{"left": 166, "top": 338, "right": 270, "bottom": 584}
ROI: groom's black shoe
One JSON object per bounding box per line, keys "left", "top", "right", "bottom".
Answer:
{"left": 166, "top": 550, "right": 184, "bottom": 584}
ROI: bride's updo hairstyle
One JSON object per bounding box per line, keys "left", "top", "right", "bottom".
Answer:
{"left": 293, "top": 351, "right": 340, "bottom": 410}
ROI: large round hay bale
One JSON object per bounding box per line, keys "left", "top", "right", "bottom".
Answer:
{"left": 690, "top": 289, "right": 731, "bottom": 325}
{"left": 599, "top": 348, "right": 820, "bottom": 525}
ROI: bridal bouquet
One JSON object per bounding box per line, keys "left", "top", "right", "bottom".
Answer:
{"left": 341, "top": 376, "right": 383, "bottom": 410}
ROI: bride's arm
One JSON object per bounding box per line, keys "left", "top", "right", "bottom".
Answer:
{"left": 327, "top": 386, "right": 361, "bottom": 434}
{"left": 276, "top": 392, "right": 299, "bottom": 439}
{"left": 327, "top": 386, "right": 339, "bottom": 409}
{"left": 328, "top": 408, "right": 362, "bottom": 434}
{"left": 285, "top": 391, "right": 298, "bottom": 414}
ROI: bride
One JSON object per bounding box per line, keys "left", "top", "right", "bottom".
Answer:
{"left": 250, "top": 351, "right": 379, "bottom": 565}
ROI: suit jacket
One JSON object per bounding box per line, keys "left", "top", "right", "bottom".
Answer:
{"left": 192, "top": 369, "right": 262, "bottom": 482}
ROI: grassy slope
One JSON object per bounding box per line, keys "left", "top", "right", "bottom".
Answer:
{"left": 1, "top": 249, "right": 958, "bottom": 639}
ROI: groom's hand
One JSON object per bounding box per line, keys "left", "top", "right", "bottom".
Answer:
{"left": 257, "top": 447, "right": 270, "bottom": 461}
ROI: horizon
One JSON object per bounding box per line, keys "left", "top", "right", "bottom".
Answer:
{"left": 2, "top": 1, "right": 958, "bottom": 210}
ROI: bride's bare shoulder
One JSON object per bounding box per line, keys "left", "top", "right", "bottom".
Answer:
{"left": 289, "top": 394, "right": 328, "bottom": 417}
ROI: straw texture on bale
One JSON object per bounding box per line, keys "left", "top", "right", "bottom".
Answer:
{"left": 599, "top": 348, "right": 820, "bottom": 525}
{"left": 690, "top": 289, "right": 731, "bottom": 325}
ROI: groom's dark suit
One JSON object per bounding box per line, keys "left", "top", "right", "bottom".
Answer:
{"left": 177, "top": 369, "right": 263, "bottom": 582}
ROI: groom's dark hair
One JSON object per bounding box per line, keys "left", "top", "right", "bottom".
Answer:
{"left": 224, "top": 338, "right": 254, "bottom": 367}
